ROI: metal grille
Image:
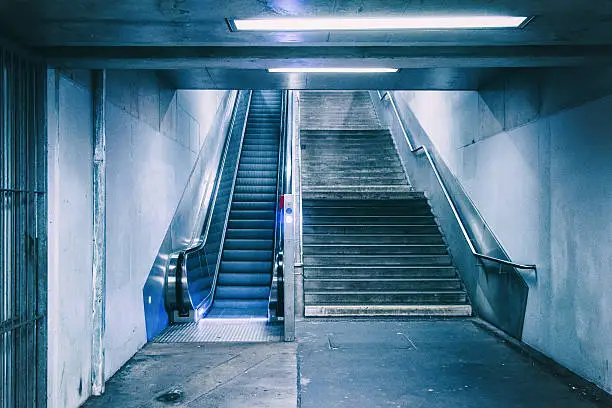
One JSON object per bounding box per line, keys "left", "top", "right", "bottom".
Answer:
{"left": 154, "top": 320, "right": 282, "bottom": 343}
{"left": 0, "top": 47, "right": 47, "bottom": 408}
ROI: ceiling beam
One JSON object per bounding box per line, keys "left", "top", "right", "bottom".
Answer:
{"left": 164, "top": 67, "right": 499, "bottom": 90}
{"left": 40, "top": 45, "right": 612, "bottom": 69}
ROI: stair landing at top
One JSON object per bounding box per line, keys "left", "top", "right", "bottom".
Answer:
{"left": 299, "top": 91, "right": 409, "bottom": 193}
{"left": 299, "top": 91, "right": 382, "bottom": 130}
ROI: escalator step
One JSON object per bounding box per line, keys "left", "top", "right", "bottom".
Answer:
{"left": 228, "top": 219, "right": 275, "bottom": 229}
{"left": 247, "top": 121, "right": 281, "bottom": 126}
{"left": 215, "top": 285, "right": 270, "bottom": 299}
{"left": 248, "top": 112, "right": 281, "bottom": 116}
{"left": 246, "top": 124, "right": 280, "bottom": 129}
{"left": 239, "top": 157, "right": 278, "bottom": 165}
{"left": 231, "top": 202, "right": 276, "bottom": 211}
{"left": 229, "top": 210, "right": 276, "bottom": 220}
{"left": 239, "top": 163, "right": 278, "bottom": 171}
{"left": 234, "top": 185, "right": 277, "bottom": 194}
{"left": 224, "top": 239, "right": 274, "bottom": 250}
{"left": 242, "top": 145, "right": 279, "bottom": 151}
{"left": 244, "top": 138, "right": 280, "bottom": 144}
{"left": 241, "top": 150, "right": 279, "bottom": 158}
{"left": 218, "top": 273, "right": 272, "bottom": 286}
{"left": 233, "top": 193, "right": 277, "bottom": 202}
{"left": 220, "top": 261, "right": 273, "bottom": 274}
{"left": 235, "top": 178, "right": 278, "bottom": 187}
{"left": 237, "top": 171, "right": 277, "bottom": 179}
{"left": 225, "top": 228, "right": 274, "bottom": 239}
{"left": 244, "top": 133, "right": 279, "bottom": 138}
{"left": 243, "top": 138, "right": 279, "bottom": 143}
{"left": 222, "top": 249, "right": 274, "bottom": 262}
{"left": 212, "top": 299, "right": 269, "bottom": 309}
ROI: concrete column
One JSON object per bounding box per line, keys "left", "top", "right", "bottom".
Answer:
{"left": 91, "top": 70, "right": 106, "bottom": 395}
{"left": 291, "top": 92, "right": 304, "bottom": 318}
{"left": 283, "top": 194, "right": 295, "bottom": 342}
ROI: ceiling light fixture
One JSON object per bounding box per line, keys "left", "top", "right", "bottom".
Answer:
{"left": 230, "top": 16, "right": 530, "bottom": 31}
{"left": 268, "top": 68, "right": 399, "bottom": 73}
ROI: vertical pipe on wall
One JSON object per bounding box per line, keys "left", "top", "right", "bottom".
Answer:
{"left": 90, "top": 70, "right": 106, "bottom": 396}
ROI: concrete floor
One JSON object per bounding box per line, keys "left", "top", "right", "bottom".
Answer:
{"left": 83, "top": 342, "right": 297, "bottom": 408}
{"left": 84, "top": 319, "right": 611, "bottom": 408}
{"left": 297, "top": 319, "right": 609, "bottom": 408}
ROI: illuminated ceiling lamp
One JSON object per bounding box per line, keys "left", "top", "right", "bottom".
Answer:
{"left": 267, "top": 68, "right": 399, "bottom": 73}
{"left": 229, "top": 16, "right": 531, "bottom": 31}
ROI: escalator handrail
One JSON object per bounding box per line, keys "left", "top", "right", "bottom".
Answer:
{"left": 190, "top": 91, "right": 251, "bottom": 251}
{"left": 183, "top": 90, "right": 253, "bottom": 313}
{"left": 379, "top": 90, "right": 536, "bottom": 271}
{"left": 164, "top": 91, "right": 243, "bottom": 316}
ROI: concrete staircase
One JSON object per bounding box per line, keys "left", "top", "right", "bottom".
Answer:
{"left": 299, "top": 91, "right": 471, "bottom": 317}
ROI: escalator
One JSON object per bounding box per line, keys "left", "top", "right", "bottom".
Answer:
{"left": 163, "top": 90, "right": 284, "bottom": 323}
{"left": 208, "top": 90, "right": 282, "bottom": 318}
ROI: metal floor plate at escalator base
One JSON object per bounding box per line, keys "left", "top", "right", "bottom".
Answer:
{"left": 153, "top": 320, "right": 282, "bottom": 343}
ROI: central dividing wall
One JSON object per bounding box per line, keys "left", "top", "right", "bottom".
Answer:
{"left": 392, "top": 68, "right": 612, "bottom": 394}
{"left": 47, "top": 69, "right": 229, "bottom": 407}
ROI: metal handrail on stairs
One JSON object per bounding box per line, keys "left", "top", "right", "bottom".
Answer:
{"left": 378, "top": 91, "right": 537, "bottom": 271}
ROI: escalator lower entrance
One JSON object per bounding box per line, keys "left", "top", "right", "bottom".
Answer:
{"left": 156, "top": 91, "right": 283, "bottom": 342}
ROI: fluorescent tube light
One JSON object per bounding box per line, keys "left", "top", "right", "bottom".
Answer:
{"left": 231, "top": 16, "right": 530, "bottom": 31}
{"left": 268, "top": 68, "right": 399, "bottom": 73}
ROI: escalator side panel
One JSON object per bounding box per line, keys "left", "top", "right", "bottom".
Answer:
{"left": 183, "top": 92, "right": 251, "bottom": 315}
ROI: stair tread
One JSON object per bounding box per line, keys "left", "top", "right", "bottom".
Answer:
{"left": 305, "top": 277, "right": 460, "bottom": 281}
{"left": 307, "top": 290, "right": 466, "bottom": 294}
{"left": 305, "top": 265, "right": 456, "bottom": 269}
{"left": 305, "top": 304, "right": 472, "bottom": 317}
{"left": 303, "top": 244, "right": 445, "bottom": 247}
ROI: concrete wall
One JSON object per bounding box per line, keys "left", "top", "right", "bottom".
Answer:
{"left": 394, "top": 69, "right": 612, "bottom": 394}
{"left": 103, "top": 71, "right": 227, "bottom": 379}
{"left": 47, "top": 70, "right": 94, "bottom": 408}
{"left": 47, "top": 69, "right": 229, "bottom": 407}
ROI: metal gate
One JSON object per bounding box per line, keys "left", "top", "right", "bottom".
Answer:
{"left": 0, "top": 46, "right": 47, "bottom": 408}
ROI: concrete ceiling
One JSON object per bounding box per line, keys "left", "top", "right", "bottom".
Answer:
{"left": 1, "top": 0, "right": 611, "bottom": 89}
